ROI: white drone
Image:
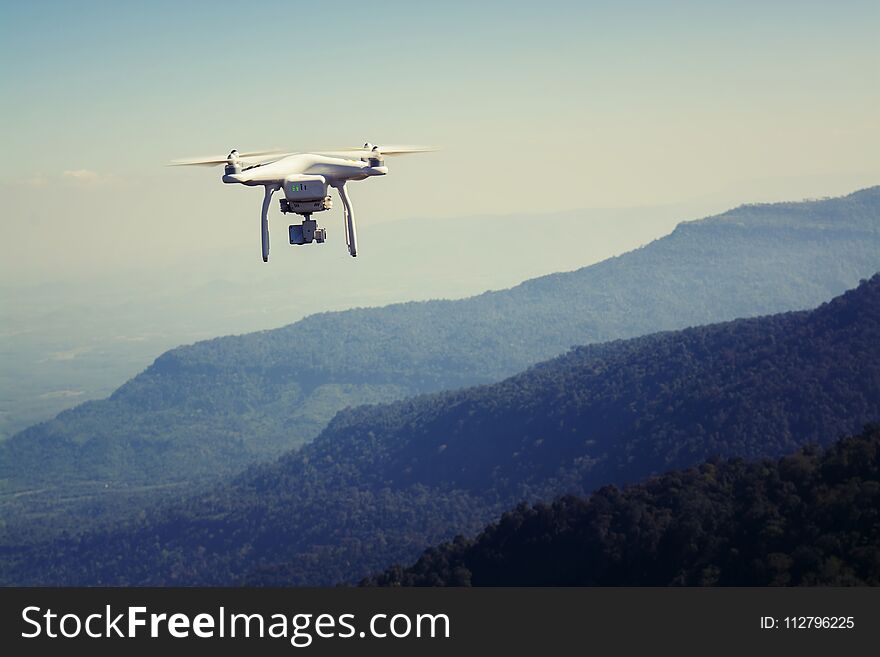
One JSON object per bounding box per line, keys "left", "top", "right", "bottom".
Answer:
{"left": 170, "top": 144, "right": 433, "bottom": 261}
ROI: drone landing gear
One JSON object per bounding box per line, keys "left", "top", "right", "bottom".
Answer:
{"left": 260, "top": 184, "right": 280, "bottom": 262}
{"left": 333, "top": 182, "right": 358, "bottom": 257}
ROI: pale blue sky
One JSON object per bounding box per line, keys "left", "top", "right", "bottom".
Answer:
{"left": 1, "top": 0, "right": 878, "bottom": 281}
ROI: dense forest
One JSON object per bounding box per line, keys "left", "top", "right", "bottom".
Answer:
{"left": 365, "top": 426, "right": 880, "bottom": 586}
{"left": 2, "top": 187, "right": 879, "bottom": 495}
{"left": 1, "top": 275, "right": 878, "bottom": 586}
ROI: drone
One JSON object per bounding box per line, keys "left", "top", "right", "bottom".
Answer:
{"left": 170, "top": 144, "right": 433, "bottom": 261}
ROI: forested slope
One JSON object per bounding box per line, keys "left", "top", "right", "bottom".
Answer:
{"left": 3, "top": 275, "right": 878, "bottom": 586}
{"left": 366, "top": 426, "right": 880, "bottom": 586}
{"left": 2, "top": 187, "right": 879, "bottom": 489}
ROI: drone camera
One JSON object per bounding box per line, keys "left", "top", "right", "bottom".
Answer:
{"left": 289, "top": 218, "right": 326, "bottom": 245}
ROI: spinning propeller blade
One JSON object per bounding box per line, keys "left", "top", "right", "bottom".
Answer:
{"left": 168, "top": 149, "right": 290, "bottom": 167}
{"left": 316, "top": 144, "right": 436, "bottom": 160}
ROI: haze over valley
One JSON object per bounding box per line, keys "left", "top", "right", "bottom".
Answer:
{"left": 0, "top": 202, "right": 706, "bottom": 440}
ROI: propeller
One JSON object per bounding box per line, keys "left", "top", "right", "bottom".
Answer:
{"left": 168, "top": 149, "right": 291, "bottom": 167}
{"left": 315, "top": 144, "right": 437, "bottom": 160}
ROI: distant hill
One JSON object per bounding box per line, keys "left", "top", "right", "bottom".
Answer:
{"left": 3, "top": 274, "right": 879, "bottom": 586}
{"left": 2, "top": 187, "right": 879, "bottom": 492}
{"left": 0, "top": 203, "right": 690, "bottom": 442}
{"left": 365, "top": 425, "right": 880, "bottom": 586}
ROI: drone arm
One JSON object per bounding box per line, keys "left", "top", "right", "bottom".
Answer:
{"left": 260, "top": 184, "right": 279, "bottom": 262}
{"left": 335, "top": 182, "right": 358, "bottom": 257}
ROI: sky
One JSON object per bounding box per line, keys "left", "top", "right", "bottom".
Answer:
{"left": 0, "top": 0, "right": 878, "bottom": 283}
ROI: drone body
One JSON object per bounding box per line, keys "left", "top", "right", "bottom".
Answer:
{"left": 170, "top": 144, "right": 432, "bottom": 261}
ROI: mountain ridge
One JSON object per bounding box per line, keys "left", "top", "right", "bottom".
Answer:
{"left": 2, "top": 186, "right": 879, "bottom": 490}
{"left": 3, "top": 273, "right": 878, "bottom": 586}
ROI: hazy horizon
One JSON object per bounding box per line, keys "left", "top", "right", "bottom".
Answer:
{"left": 2, "top": 0, "right": 878, "bottom": 284}
{"left": 0, "top": 201, "right": 697, "bottom": 439}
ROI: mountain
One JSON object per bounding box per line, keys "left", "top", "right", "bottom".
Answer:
{"left": 2, "top": 187, "right": 879, "bottom": 492}
{"left": 0, "top": 203, "right": 691, "bottom": 441}
{"left": 3, "top": 274, "right": 879, "bottom": 586}
{"left": 365, "top": 426, "right": 880, "bottom": 586}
